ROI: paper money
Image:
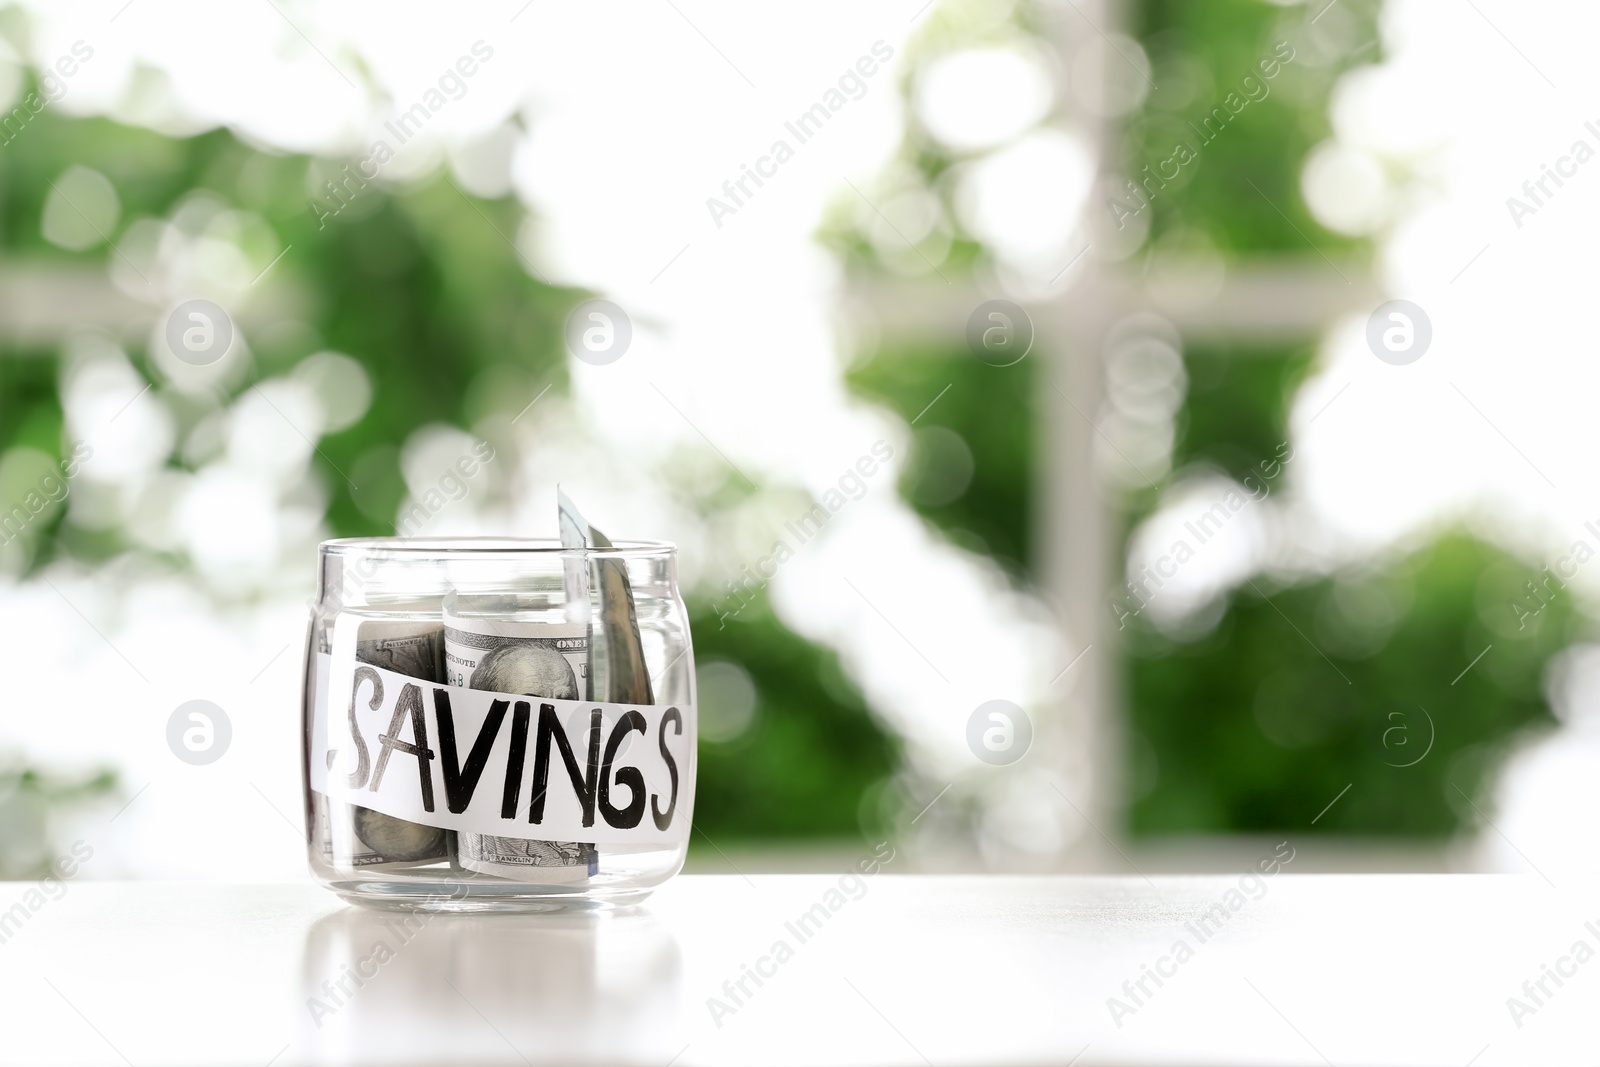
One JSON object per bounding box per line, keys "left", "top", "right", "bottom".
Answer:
{"left": 558, "top": 487, "right": 654, "bottom": 706}
{"left": 310, "top": 620, "right": 334, "bottom": 862}
{"left": 445, "top": 610, "right": 599, "bottom": 883}
{"left": 317, "top": 620, "right": 452, "bottom": 870}
{"left": 311, "top": 788, "right": 332, "bottom": 863}
{"left": 442, "top": 614, "right": 587, "bottom": 696}
{"left": 354, "top": 621, "right": 442, "bottom": 679}
{"left": 456, "top": 836, "right": 595, "bottom": 872}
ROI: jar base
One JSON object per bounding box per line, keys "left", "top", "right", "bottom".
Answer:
{"left": 328, "top": 879, "right": 657, "bottom": 913}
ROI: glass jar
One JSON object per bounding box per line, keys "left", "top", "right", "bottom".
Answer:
{"left": 301, "top": 538, "right": 696, "bottom": 912}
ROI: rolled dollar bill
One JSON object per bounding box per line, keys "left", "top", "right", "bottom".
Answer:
{"left": 558, "top": 487, "right": 654, "bottom": 705}
{"left": 318, "top": 620, "right": 452, "bottom": 870}
{"left": 445, "top": 610, "right": 599, "bottom": 883}
{"left": 355, "top": 620, "right": 443, "bottom": 679}
{"left": 310, "top": 620, "right": 334, "bottom": 863}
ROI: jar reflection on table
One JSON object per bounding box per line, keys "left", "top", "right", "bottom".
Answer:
{"left": 299, "top": 905, "right": 684, "bottom": 1064}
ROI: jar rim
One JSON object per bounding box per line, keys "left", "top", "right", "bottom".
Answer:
{"left": 319, "top": 536, "right": 676, "bottom": 556}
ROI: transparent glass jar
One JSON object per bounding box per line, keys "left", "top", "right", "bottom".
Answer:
{"left": 302, "top": 538, "right": 696, "bottom": 912}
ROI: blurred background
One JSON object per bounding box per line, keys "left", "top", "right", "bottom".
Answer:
{"left": 0, "top": 0, "right": 1594, "bottom": 882}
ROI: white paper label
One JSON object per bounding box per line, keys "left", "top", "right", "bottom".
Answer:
{"left": 309, "top": 654, "right": 694, "bottom": 847}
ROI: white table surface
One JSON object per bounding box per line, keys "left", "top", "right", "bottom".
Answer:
{"left": 0, "top": 874, "right": 1592, "bottom": 1066}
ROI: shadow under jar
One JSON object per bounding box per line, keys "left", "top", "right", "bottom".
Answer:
{"left": 302, "top": 538, "right": 696, "bottom": 912}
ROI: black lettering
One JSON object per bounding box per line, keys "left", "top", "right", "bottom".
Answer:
{"left": 500, "top": 700, "right": 531, "bottom": 819}
{"left": 435, "top": 691, "right": 507, "bottom": 814}
{"left": 652, "top": 707, "right": 683, "bottom": 830}
{"left": 598, "top": 711, "right": 647, "bottom": 828}
{"left": 530, "top": 703, "right": 598, "bottom": 827}
{"left": 345, "top": 666, "right": 380, "bottom": 788}
{"left": 371, "top": 683, "right": 436, "bottom": 812}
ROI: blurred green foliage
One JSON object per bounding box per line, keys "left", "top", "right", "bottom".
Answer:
{"left": 1125, "top": 533, "right": 1576, "bottom": 835}
{"left": 1125, "top": 0, "right": 1381, "bottom": 254}
{"left": 0, "top": 761, "right": 115, "bottom": 879}
{"left": 1102, "top": 0, "right": 1577, "bottom": 841}
{"left": 1115, "top": 341, "right": 1317, "bottom": 530}
{"left": 847, "top": 346, "right": 1035, "bottom": 582}
{"left": 835, "top": 0, "right": 1576, "bottom": 845}
{"left": 1174, "top": 342, "right": 1315, "bottom": 480}
{"left": 692, "top": 598, "right": 899, "bottom": 840}
{"left": 0, "top": 349, "right": 59, "bottom": 457}
{"left": 1119, "top": 340, "right": 1573, "bottom": 838}
{"left": 0, "top": 105, "right": 898, "bottom": 857}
